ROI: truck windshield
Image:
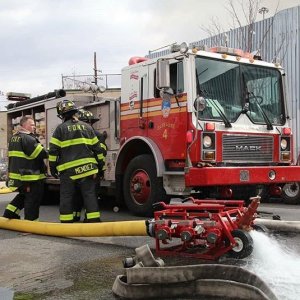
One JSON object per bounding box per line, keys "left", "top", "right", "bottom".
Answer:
{"left": 195, "top": 56, "right": 285, "bottom": 126}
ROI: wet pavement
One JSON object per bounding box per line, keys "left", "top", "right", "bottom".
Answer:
{"left": 0, "top": 193, "right": 300, "bottom": 299}
{"left": 0, "top": 230, "right": 134, "bottom": 299}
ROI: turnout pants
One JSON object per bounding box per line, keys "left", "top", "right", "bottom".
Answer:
{"left": 3, "top": 180, "right": 44, "bottom": 221}
{"left": 73, "top": 172, "right": 102, "bottom": 221}
{"left": 60, "top": 172, "right": 100, "bottom": 223}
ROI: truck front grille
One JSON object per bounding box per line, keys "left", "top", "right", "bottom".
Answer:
{"left": 222, "top": 134, "right": 273, "bottom": 162}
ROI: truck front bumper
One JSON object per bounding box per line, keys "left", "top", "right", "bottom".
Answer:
{"left": 185, "top": 165, "right": 300, "bottom": 187}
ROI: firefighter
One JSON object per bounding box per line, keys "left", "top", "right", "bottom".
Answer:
{"left": 3, "top": 116, "right": 48, "bottom": 220}
{"left": 73, "top": 108, "right": 107, "bottom": 221}
{"left": 49, "top": 100, "right": 105, "bottom": 223}
{"left": 76, "top": 109, "right": 107, "bottom": 175}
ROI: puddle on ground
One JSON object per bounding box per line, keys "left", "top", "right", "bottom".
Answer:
{"left": 13, "top": 254, "right": 128, "bottom": 300}
{"left": 0, "top": 287, "right": 14, "bottom": 299}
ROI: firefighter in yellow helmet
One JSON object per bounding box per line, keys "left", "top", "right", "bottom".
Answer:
{"left": 3, "top": 115, "right": 48, "bottom": 220}
{"left": 48, "top": 100, "right": 105, "bottom": 223}
{"left": 73, "top": 108, "right": 107, "bottom": 221}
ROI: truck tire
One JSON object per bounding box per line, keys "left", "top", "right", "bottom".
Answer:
{"left": 282, "top": 182, "right": 300, "bottom": 205}
{"left": 228, "top": 229, "right": 253, "bottom": 259}
{"left": 123, "top": 154, "right": 166, "bottom": 217}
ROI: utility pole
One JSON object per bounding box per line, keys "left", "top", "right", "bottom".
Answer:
{"left": 94, "top": 52, "right": 97, "bottom": 87}
{"left": 93, "top": 52, "right": 97, "bottom": 101}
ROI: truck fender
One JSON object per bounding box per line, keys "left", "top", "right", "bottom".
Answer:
{"left": 116, "top": 136, "right": 165, "bottom": 177}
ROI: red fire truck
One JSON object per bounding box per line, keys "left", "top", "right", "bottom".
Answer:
{"left": 6, "top": 43, "right": 300, "bottom": 216}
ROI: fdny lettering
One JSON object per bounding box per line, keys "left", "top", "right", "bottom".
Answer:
{"left": 11, "top": 136, "right": 21, "bottom": 142}
{"left": 67, "top": 124, "right": 86, "bottom": 132}
{"left": 74, "top": 163, "right": 94, "bottom": 174}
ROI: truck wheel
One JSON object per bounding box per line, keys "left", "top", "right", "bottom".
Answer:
{"left": 282, "top": 182, "right": 300, "bottom": 205}
{"left": 228, "top": 229, "right": 253, "bottom": 259}
{"left": 123, "top": 154, "right": 166, "bottom": 217}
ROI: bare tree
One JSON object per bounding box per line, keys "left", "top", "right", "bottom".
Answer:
{"left": 200, "top": 17, "right": 226, "bottom": 46}
{"left": 201, "top": 0, "right": 282, "bottom": 57}
{"left": 228, "top": 0, "right": 290, "bottom": 64}
{"left": 227, "top": 0, "right": 261, "bottom": 52}
{"left": 200, "top": 0, "right": 262, "bottom": 49}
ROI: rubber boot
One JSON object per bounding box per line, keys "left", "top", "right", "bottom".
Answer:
{"left": 3, "top": 210, "right": 21, "bottom": 219}
{"left": 83, "top": 217, "right": 101, "bottom": 223}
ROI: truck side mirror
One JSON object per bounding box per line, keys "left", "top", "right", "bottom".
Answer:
{"left": 156, "top": 59, "right": 170, "bottom": 89}
{"left": 194, "top": 96, "right": 206, "bottom": 112}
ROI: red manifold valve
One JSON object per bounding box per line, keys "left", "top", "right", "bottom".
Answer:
{"left": 147, "top": 196, "right": 261, "bottom": 260}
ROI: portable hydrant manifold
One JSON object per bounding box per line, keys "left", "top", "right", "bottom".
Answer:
{"left": 146, "top": 196, "right": 261, "bottom": 260}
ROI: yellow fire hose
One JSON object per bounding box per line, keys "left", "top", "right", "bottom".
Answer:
{"left": 0, "top": 217, "right": 148, "bottom": 237}
{"left": 0, "top": 187, "right": 13, "bottom": 194}
{"left": 1, "top": 218, "right": 300, "bottom": 238}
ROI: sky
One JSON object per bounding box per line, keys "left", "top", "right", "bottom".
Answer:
{"left": 0, "top": 0, "right": 300, "bottom": 109}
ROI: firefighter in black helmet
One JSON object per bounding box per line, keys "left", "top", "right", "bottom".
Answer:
{"left": 73, "top": 108, "right": 107, "bottom": 221}
{"left": 48, "top": 100, "right": 105, "bottom": 223}
{"left": 77, "top": 109, "right": 107, "bottom": 150}
{"left": 3, "top": 115, "right": 48, "bottom": 220}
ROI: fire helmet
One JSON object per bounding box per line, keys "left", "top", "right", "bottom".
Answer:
{"left": 56, "top": 99, "right": 78, "bottom": 119}
{"left": 77, "top": 109, "right": 99, "bottom": 124}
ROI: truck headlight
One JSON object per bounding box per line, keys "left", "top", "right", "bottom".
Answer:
{"left": 281, "top": 138, "right": 288, "bottom": 150}
{"left": 203, "top": 135, "right": 212, "bottom": 148}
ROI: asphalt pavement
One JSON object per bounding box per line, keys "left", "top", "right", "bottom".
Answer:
{"left": 1, "top": 191, "right": 300, "bottom": 299}
{"left": 0, "top": 191, "right": 152, "bottom": 299}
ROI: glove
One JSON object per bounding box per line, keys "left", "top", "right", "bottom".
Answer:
{"left": 50, "top": 167, "right": 59, "bottom": 179}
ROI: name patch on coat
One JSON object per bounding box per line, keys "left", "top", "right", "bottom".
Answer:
{"left": 74, "top": 163, "right": 94, "bottom": 174}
